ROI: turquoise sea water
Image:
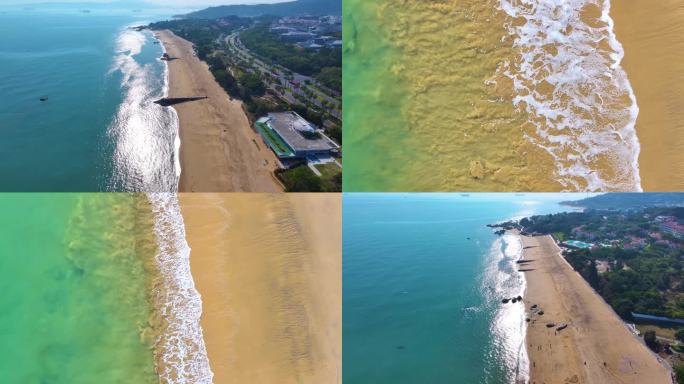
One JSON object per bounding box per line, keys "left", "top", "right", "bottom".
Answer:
{"left": 0, "top": 7, "right": 179, "bottom": 191}
{"left": 0, "top": 193, "right": 212, "bottom": 383}
{"left": 0, "top": 194, "right": 159, "bottom": 382}
{"left": 343, "top": 193, "right": 577, "bottom": 383}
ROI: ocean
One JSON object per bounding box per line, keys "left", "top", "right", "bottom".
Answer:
{"left": 342, "top": 193, "right": 577, "bottom": 383}
{"left": 0, "top": 193, "right": 211, "bottom": 383}
{"left": 0, "top": 7, "right": 181, "bottom": 192}
{"left": 343, "top": 0, "right": 640, "bottom": 192}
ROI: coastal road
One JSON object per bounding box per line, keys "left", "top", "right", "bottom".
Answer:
{"left": 224, "top": 32, "right": 341, "bottom": 121}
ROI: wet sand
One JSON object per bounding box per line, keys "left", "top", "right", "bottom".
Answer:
{"left": 521, "top": 235, "right": 671, "bottom": 383}
{"left": 179, "top": 193, "right": 341, "bottom": 384}
{"left": 611, "top": 1, "right": 684, "bottom": 191}
{"left": 156, "top": 31, "right": 282, "bottom": 192}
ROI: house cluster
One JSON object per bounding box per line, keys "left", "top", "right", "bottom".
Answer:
{"left": 270, "top": 15, "right": 342, "bottom": 50}
{"left": 655, "top": 215, "right": 684, "bottom": 240}
{"left": 568, "top": 215, "right": 684, "bottom": 251}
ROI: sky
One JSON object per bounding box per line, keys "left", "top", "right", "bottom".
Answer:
{"left": 0, "top": 0, "right": 288, "bottom": 8}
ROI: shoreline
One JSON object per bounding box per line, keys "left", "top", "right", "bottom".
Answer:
{"left": 178, "top": 193, "right": 341, "bottom": 383}
{"left": 158, "top": 35, "right": 182, "bottom": 185}
{"left": 610, "top": 0, "right": 684, "bottom": 191}
{"left": 520, "top": 234, "right": 671, "bottom": 383}
{"left": 155, "top": 30, "right": 282, "bottom": 192}
{"left": 147, "top": 194, "right": 213, "bottom": 383}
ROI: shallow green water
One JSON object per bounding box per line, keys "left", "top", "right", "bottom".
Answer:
{"left": 0, "top": 194, "right": 158, "bottom": 383}
{"left": 343, "top": 0, "right": 412, "bottom": 192}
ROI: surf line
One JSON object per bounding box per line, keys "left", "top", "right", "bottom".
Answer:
{"left": 147, "top": 193, "right": 213, "bottom": 384}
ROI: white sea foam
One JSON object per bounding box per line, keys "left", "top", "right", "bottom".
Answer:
{"left": 497, "top": 0, "right": 642, "bottom": 191}
{"left": 107, "top": 25, "right": 179, "bottom": 191}
{"left": 159, "top": 35, "right": 182, "bottom": 181}
{"left": 147, "top": 193, "right": 213, "bottom": 384}
{"left": 486, "top": 233, "right": 529, "bottom": 383}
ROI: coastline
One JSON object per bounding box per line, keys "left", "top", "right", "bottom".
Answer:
{"left": 178, "top": 193, "right": 341, "bottom": 384}
{"left": 520, "top": 234, "right": 671, "bottom": 383}
{"left": 611, "top": 0, "right": 684, "bottom": 191}
{"left": 147, "top": 194, "right": 213, "bottom": 383}
{"left": 156, "top": 30, "right": 282, "bottom": 192}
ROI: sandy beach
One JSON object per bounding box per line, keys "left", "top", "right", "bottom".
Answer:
{"left": 156, "top": 31, "right": 282, "bottom": 192}
{"left": 179, "top": 193, "right": 341, "bottom": 384}
{"left": 611, "top": 1, "right": 684, "bottom": 191}
{"left": 521, "top": 235, "right": 671, "bottom": 383}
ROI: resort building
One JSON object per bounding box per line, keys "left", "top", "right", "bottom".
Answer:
{"left": 279, "top": 31, "right": 316, "bottom": 43}
{"left": 660, "top": 219, "right": 684, "bottom": 240}
{"left": 561, "top": 240, "right": 595, "bottom": 249}
{"left": 255, "top": 111, "right": 339, "bottom": 167}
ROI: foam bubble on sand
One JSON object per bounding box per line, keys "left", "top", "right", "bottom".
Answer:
{"left": 497, "top": 0, "right": 641, "bottom": 191}
{"left": 147, "top": 193, "right": 213, "bottom": 384}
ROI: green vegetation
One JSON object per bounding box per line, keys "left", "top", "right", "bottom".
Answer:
{"left": 240, "top": 21, "right": 341, "bottom": 91}
{"left": 278, "top": 166, "right": 322, "bottom": 192}
{"left": 521, "top": 207, "right": 684, "bottom": 321}
{"left": 325, "top": 123, "right": 342, "bottom": 144}
{"left": 277, "top": 164, "right": 341, "bottom": 192}
{"left": 183, "top": 0, "right": 341, "bottom": 19}
{"left": 314, "top": 162, "right": 342, "bottom": 191}
{"left": 644, "top": 330, "right": 659, "bottom": 351}
{"left": 317, "top": 67, "right": 341, "bottom": 92}
{"left": 676, "top": 328, "right": 684, "bottom": 343}
{"left": 676, "top": 365, "right": 684, "bottom": 384}
{"left": 149, "top": 17, "right": 250, "bottom": 60}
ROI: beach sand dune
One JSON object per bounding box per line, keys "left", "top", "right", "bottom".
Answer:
{"left": 611, "top": 0, "right": 684, "bottom": 191}
{"left": 522, "top": 235, "right": 671, "bottom": 384}
{"left": 179, "top": 193, "right": 341, "bottom": 384}
{"left": 158, "top": 31, "right": 282, "bottom": 192}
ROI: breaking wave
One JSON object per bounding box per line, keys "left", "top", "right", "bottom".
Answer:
{"left": 147, "top": 193, "right": 213, "bottom": 384}
{"left": 496, "top": 0, "right": 641, "bottom": 191}
{"left": 484, "top": 232, "right": 529, "bottom": 383}
{"left": 107, "top": 25, "right": 179, "bottom": 192}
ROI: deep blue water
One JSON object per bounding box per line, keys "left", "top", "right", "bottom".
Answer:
{"left": 343, "top": 193, "right": 578, "bottom": 384}
{"left": 0, "top": 7, "right": 180, "bottom": 191}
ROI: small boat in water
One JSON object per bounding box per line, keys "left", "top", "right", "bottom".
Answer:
{"left": 39, "top": 96, "right": 48, "bottom": 102}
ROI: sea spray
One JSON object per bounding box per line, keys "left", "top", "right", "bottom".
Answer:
{"left": 107, "top": 25, "right": 179, "bottom": 192}
{"left": 147, "top": 193, "right": 213, "bottom": 384}
{"left": 497, "top": 0, "right": 641, "bottom": 191}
